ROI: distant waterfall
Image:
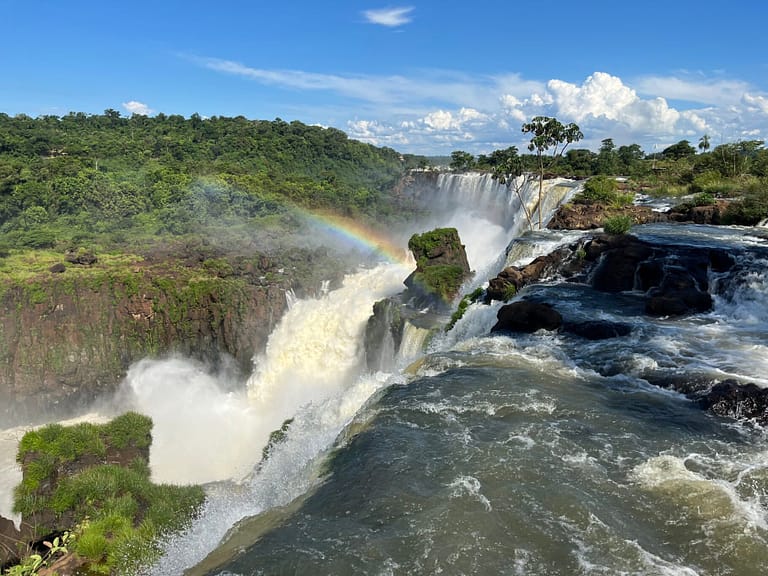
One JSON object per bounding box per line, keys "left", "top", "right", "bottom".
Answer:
{"left": 402, "top": 171, "right": 582, "bottom": 276}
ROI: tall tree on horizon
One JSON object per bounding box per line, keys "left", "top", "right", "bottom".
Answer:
{"left": 521, "top": 116, "right": 583, "bottom": 228}
{"left": 699, "top": 134, "right": 711, "bottom": 154}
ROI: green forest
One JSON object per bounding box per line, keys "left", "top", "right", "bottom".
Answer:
{"left": 2, "top": 112, "right": 768, "bottom": 257}
{"left": 0, "top": 111, "right": 426, "bottom": 252}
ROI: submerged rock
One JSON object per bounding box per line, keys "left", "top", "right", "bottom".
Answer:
{"left": 694, "top": 380, "right": 768, "bottom": 426}
{"left": 563, "top": 320, "right": 632, "bottom": 340}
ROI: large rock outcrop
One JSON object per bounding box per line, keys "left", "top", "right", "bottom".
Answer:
{"left": 0, "top": 245, "right": 346, "bottom": 426}
{"left": 547, "top": 204, "right": 668, "bottom": 230}
{"left": 486, "top": 232, "right": 737, "bottom": 318}
{"left": 403, "top": 228, "right": 472, "bottom": 311}
{"left": 364, "top": 228, "right": 472, "bottom": 371}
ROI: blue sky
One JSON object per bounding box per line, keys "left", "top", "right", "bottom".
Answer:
{"left": 2, "top": 0, "right": 767, "bottom": 155}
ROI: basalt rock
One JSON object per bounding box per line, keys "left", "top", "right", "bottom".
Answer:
{"left": 0, "top": 246, "right": 345, "bottom": 426}
{"left": 693, "top": 380, "right": 768, "bottom": 426}
{"left": 668, "top": 200, "right": 730, "bottom": 225}
{"left": 548, "top": 204, "right": 668, "bottom": 230}
{"left": 491, "top": 301, "right": 563, "bottom": 334}
{"left": 486, "top": 247, "right": 581, "bottom": 302}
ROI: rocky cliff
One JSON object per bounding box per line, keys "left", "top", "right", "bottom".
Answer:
{"left": 0, "top": 244, "right": 346, "bottom": 426}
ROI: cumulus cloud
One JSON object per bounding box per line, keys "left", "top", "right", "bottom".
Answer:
{"left": 196, "top": 54, "right": 768, "bottom": 154}
{"left": 422, "top": 108, "right": 487, "bottom": 131}
{"left": 122, "top": 100, "right": 153, "bottom": 116}
{"left": 346, "top": 119, "right": 410, "bottom": 146}
{"left": 546, "top": 72, "right": 688, "bottom": 135}
{"left": 743, "top": 93, "right": 768, "bottom": 115}
{"left": 362, "top": 6, "right": 414, "bottom": 27}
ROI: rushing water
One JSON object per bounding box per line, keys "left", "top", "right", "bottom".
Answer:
{"left": 2, "top": 175, "right": 768, "bottom": 576}
{"left": 186, "top": 223, "right": 768, "bottom": 576}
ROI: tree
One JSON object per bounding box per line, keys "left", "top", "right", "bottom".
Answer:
{"left": 662, "top": 140, "right": 696, "bottom": 160}
{"left": 698, "top": 134, "right": 711, "bottom": 154}
{"left": 596, "top": 138, "right": 618, "bottom": 175}
{"left": 489, "top": 146, "right": 535, "bottom": 230}
{"left": 617, "top": 144, "right": 645, "bottom": 175}
{"left": 449, "top": 150, "right": 475, "bottom": 172}
{"left": 521, "top": 116, "right": 583, "bottom": 228}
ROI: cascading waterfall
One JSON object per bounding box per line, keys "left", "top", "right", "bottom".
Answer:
{"left": 12, "top": 174, "right": 766, "bottom": 576}
{"left": 144, "top": 172, "right": 576, "bottom": 574}
{"left": 405, "top": 172, "right": 581, "bottom": 278}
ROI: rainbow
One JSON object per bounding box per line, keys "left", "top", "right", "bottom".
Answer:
{"left": 296, "top": 209, "right": 411, "bottom": 265}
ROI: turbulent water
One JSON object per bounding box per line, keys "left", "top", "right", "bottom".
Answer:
{"left": 2, "top": 174, "right": 768, "bottom": 576}
{"left": 186, "top": 221, "right": 768, "bottom": 576}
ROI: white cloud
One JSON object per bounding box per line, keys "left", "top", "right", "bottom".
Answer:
{"left": 546, "top": 72, "right": 688, "bottom": 134}
{"left": 346, "top": 119, "right": 410, "bottom": 146}
{"left": 362, "top": 6, "right": 414, "bottom": 27}
{"left": 122, "top": 100, "right": 153, "bottom": 116}
{"left": 422, "top": 108, "right": 487, "bottom": 131}
{"left": 199, "top": 57, "right": 506, "bottom": 111}
{"left": 743, "top": 93, "right": 768, "bottom": 115}
{"left": 195, "top": 55, "right": 768, "bottom": 154}
{"left": 634, "top": 75, "right": 751, "bottom": 107}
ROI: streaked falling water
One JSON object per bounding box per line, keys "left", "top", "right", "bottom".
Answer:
{"left": 404, "top": 172, "right": 582, "bottom": 277}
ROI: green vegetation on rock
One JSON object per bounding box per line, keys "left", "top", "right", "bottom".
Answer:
{"left": 447, "top": 287, "right": 484, "bottom": 331}
{"left": 603, "top": 214, "right": 633, "bottom": 235}
{"left": 11, "top": 412, "right": 205, "bottom": 575}
{"left": 577, "top": 176, "right": 634, "bottom": 207}
{"left": 407, "top": 228, "right": 461, "bottom": 269}
{"left": 411, "top": 265, "right": 467, "bottom": 303}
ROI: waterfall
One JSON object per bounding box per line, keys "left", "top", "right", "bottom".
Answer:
{"left": 403, "top": 171, "right": 582, "bottom": 275}
{"left": 396, "top": 323, "right": 431, "bottom": 364}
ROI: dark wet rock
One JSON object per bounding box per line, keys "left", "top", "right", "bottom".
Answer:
{"left": 364, "top": 298, "right": 405, "bottom": 371}
{"left": 48, "top": 263, "right": 66, "bottom": 273}
{"left": 491, "top": 301, "right": 562, "bottom": 333}
{"left": 0, "top": 515, "right": 34, "bottom": 568}
{"left": 694, "top": 380, "right": 768, "bottom": 426}
{"left": 668, "top": 200, "right": 730, "bottom": 225}
{"left": 645, "top": 265, "right": 713, "bottom": 316}
{"left": 642, "top": 373, "right": 714, "bottom": 396}
{"left": 563, "top": 320, "right": 632, "bottom": 340}
{"left": 646, "top": 291, "right": 712, "bottom": 316}
{"left": 709, "top": 248, "right": 736, "bottom": 273}
{"left": 486, "top": 247, "right": 581, "bottom": 302}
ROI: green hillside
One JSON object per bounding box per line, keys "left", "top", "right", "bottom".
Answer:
{"left": 0, "top": 112, "right": 425, "bottom": 251}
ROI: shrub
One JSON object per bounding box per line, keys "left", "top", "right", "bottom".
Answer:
{"left": 580, "top": 176, "right": 617, "bottom": 203}
{"left": 693, "top": 192, "right": 716, "bottom": 206}
{"left": 603, "top": 214, "right": 633, "bottom": 235}
{"left": 446, "top": 287, "right": 484, "bottom": 331}
{"left": 579, "top": 176, "right": 633, "bottom": 207}
{"left": 722, "top": 185, "right": 768, "bottom": 225}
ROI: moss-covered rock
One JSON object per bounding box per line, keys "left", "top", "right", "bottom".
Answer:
{"left": 403, "top": 228, "right": 472, "bottom": 310}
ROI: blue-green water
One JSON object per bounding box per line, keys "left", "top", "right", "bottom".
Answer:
{"left": 153, "top": 223, "right": 768, "bottom": 576}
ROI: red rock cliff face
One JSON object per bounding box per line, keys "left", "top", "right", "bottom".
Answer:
{"left": 0, "top": 265, "right": 290, "bottom": 426}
